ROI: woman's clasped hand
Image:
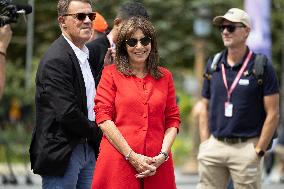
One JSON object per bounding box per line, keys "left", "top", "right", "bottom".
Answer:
{"left": 127, "top": 152, "right": 167, "bottom": 178}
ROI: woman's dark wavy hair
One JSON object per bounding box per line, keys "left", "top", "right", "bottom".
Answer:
{"left": 115, "top": 16, "right": 163, "bottom": 79}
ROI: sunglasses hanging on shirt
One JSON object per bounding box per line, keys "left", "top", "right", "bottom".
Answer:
{"left": 125, "top": 36, "right": 151, "bottom": 47}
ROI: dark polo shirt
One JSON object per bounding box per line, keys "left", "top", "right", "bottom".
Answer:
{"left": 202, "top": 48, "right": 279, "bottom": 138}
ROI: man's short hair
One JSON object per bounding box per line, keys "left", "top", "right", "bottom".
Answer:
{"left": 117, "top": 1, "right": 149, "bottom": 20}
{"left": 57, "top": 0, "right": 92, "bottom": 16}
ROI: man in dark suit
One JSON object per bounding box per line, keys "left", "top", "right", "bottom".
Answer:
{"left": 87, "top": 1, "right": 149, "bottom": 67}
{"left": 29, "top": 0, "right": 102, "bottom": 188}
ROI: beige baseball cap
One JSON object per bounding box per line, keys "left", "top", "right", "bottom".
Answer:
{"left": 213, "top": 8, "right": 251, "bottom": 27}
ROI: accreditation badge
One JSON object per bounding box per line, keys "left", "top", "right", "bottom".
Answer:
{"left": 224, "top": 102, "right": 233, "bottom": 117}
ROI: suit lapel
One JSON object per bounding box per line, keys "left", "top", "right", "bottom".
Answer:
{"left": 71, "top": 54, "right": 88, "bottom": 114}
{"left": 88, "top": 51, "right": 98, "bottom": 86}
{"left": 87, "top": 35, "right": 109, "bottom": 87}
{"left": 88, "top": 45, "right": 103, "bottom": 87}
{"left": 60, "top": 36, "right": 88, "bottom": 114}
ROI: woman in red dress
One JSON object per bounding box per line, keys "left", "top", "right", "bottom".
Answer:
{"left": 92, "top": 16, "right": 180, "bottom": 189}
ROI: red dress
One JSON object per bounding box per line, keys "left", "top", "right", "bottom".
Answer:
{"left": 92, "top": 65, "right": 180, "bottom": 189}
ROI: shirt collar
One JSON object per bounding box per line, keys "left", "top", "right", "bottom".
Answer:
{"left": 221, "top": 47, "right": 250, "bottom": 69}
{"left": 62, "top": 34, "right": 89, "bottom": 64}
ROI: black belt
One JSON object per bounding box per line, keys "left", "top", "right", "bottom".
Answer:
{"left": 216, "top": 137, "right": 249, "bottom": 144}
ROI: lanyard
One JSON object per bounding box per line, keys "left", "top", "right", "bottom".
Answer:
{"left": 221, "top": 51, "right": 253, "bottom": 102}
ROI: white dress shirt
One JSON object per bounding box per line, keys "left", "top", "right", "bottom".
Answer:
{"left": 63, "top": 34, "right": 96, "bottom": 121}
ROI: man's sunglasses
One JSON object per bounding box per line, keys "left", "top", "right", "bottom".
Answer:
{"left": 219, "top": 25, "right": 246, "bottom": 33}
{"left": 63, "top": 12, "right": 96, "bottom": 21}
{"left": 125, "top": 36, "right": 151, "bottom": 47}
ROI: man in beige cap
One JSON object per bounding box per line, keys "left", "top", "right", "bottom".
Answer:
{"left": 197, "top": 8, "right": 279, "bottom": 189}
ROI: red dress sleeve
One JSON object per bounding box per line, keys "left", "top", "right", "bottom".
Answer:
{"left": 94, "top": 66, "right": 116, "bottom": 124}
{"left": 164, "top": 70, "right": 181, "bottom": 130}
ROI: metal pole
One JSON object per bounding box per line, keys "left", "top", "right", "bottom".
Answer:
{"left": 193, "top": 38, "right": 205, "bottom": 98}
{"left": 25, "top": 0, "right": 35, "bottom": 89}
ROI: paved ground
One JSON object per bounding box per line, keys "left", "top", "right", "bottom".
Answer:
{"left": 0, "top": 164, "right": 284, "bottom": 189}
{"left": 175, "top": 168, "right": 284, "bottom": 189}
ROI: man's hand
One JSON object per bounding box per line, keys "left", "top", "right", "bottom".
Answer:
{"left": 128, "top": 152, "right": 157, "bottom": 178}
{"left": 103, "top": 47, "right": 116, "bottom": 66}
{"left": 134, "top": 153, "right": 167, "bottom": 179}
{"left": 0, "top": 24, "right": 12, "bottom": 98}
{"left": 0, "top": 24, "right": 12, "bottom": 54}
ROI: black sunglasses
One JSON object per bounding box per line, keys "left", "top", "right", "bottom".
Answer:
{"left": 125, "top": 36, "right": 151, "bottom": 47}
{"left": 63, "top": 12, "right": 96, "bottom": 21}
{"left": 219, "top": 24, "right": 246, "bottom": 33}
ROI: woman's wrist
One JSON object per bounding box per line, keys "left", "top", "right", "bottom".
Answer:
{"left": 125, "top": 149, "right": 133, "bottom": 161}
{"left": 159, "top": 151, "right": 169, "bottom": 161}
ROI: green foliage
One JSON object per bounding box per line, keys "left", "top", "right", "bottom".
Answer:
{"left": 172, "top": 134, "right": 192, "bottom": 165}
{"left": 271, "top": 0, "right": 284, "bottom": 72}
{"left": 0, "top": 123, "right": 31, "bottom": 163}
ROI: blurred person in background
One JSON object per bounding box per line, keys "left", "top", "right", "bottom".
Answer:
{"left": 88, "top": 12, "right": 109, "bottom": 41}
{"left": 275, "top": 129, "right": 284, "bottom": 182}
{"left": 181, "top": 99, "right": 203, "bottom": 175}
{"left": 0, "top": 24, "right": 12, "bottom": 99}
{"left": 0, "top": 24, "right": 18, "bottom": 185}
{"left": 87, "top": 1, "right": 150, "bottom": 67}
{"left": 198, "top": 8, "right": 279, "bottom": 189}
{"left": 0, "top": 24, "right": 34, "bottom": 185}
{"left": 29, "top": 0, "right": 102, "bottom": 188}
{"left": 91, "top": 16, "right": 180, "bottom": 189}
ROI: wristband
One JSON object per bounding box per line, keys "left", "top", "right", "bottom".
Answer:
{"left": 255, "top": 148, "right": 265, "bottom": 157}
{"left": 256, "top": 150, "right": 265, "bottom": 157}
{"left": 159, "top": 151, "right": 169, "bottom": 161}
{"left": 0, "top": 51, "right": 6, "bottom": 58}
{"left": 125, "top": 149, "right": 132, "bottom": 161}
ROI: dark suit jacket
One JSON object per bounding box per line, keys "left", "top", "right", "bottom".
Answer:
{"left": 87, "top": 34, "right": 110, "bottom": 76}
{"left": 29, "top": 35, "right": 103, "bottom": 176}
